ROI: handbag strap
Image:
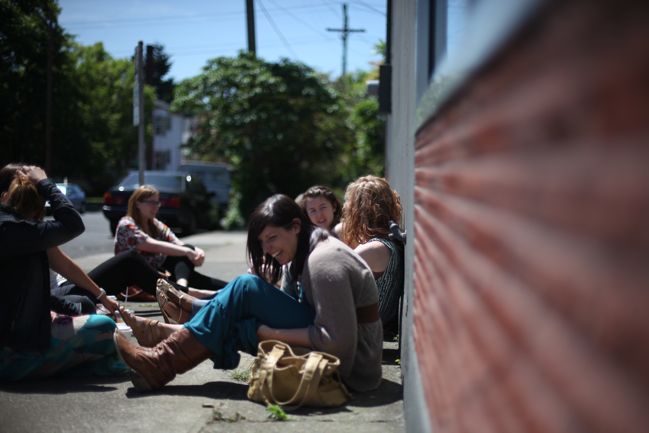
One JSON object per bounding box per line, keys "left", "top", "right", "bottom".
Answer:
{"left": 258, "top": 343, "right": 289, "bottom": 400}
{"left": 263, "top": 344, "right": 288, "bottom": 368}
{"left": 266, "top": 352, "right": 326, "bottom": 409}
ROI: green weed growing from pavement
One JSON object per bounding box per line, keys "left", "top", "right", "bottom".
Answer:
{"left": 266, "top": 404, "right": 288, "bottom": 421}
{"left": 230, "top": 367, "right": 251, "bottom": 383}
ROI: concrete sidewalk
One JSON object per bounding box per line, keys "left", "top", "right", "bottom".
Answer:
{"left": 0, "top": 231, "right": 404, "bottom": 433}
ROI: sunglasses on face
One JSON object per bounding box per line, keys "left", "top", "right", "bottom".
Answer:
{"left": 140, "top": 200, "right": 161, "bottom": 206}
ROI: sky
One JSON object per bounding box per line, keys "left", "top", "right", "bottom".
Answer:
{"left": 58, "top": 0, "right": 387, "bottom": 82}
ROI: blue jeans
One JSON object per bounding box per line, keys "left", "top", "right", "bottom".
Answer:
{"left": 191, "top": 298, "right": 211, "bottom": 315}
{"left": 184, "top": 274, "right": 315, "bottom": 369}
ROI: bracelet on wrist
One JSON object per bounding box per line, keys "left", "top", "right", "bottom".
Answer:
{"left": 96, "top": 288, "right": 107, "bottom": 300}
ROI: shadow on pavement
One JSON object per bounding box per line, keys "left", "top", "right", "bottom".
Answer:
{"left": 120, "top": 376, "right": 401, "bottom": 410}
{"left": 382, "top": 347, "right": 400, "bottom": 365}
{"left": 125, "top": 380, "right": 249, "bottom": 400}
{"left": 348, "top": 378, "right": 403, "bottom": 408}
{"left": 0, "top": 374, "right": 127, "bottom": 394}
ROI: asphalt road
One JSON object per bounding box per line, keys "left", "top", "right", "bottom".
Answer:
{"left": 59, "top": 211, "right": 114, "bottom": 260}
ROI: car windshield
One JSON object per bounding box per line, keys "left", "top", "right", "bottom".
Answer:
{"left": 119, "top": 173, "right": 183, "bottom": 191}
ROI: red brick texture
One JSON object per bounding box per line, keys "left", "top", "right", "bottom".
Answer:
{"left": 412, "top": 1, "right": 649, "bottom": 432}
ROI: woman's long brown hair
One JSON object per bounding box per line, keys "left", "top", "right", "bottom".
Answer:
{"left": 126, "top": 185, "right": 160, "bottom": 237}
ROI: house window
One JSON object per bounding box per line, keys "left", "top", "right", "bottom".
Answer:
{"left": 154, "top": 150, "right": 170, "bottom": 169}
{"left": 154, "top": 115, "right": 171, "bottom": 135}
{"left": 434, "top": 0, "right": 472, "bottom": 79}
{"left": 416, "top": 0, "right": 542, "bottom": 126}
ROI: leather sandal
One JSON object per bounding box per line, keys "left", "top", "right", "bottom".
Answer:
{"left": 156, "top": 288, "right": 189, "bottom": 324}
{"left": 156, "top": 279, "right": 187, "bottom": 306}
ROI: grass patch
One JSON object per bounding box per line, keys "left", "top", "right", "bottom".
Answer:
{"left": 230, "top": 367, "right": 251, "bottom": 383}
{"left": 266, "top": 404, "right": 288, "bottom": 421}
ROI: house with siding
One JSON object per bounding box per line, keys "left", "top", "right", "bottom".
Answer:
{"left": 151, "top": 99, "right": 194, "bottom": 171}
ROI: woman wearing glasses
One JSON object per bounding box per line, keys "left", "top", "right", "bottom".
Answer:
{"left": 114, "top": 185, "right": 226, "bottom": 297}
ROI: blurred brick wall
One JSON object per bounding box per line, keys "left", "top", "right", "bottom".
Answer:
{"left": 412, "top": 1, "right": 649, "bottom": 432}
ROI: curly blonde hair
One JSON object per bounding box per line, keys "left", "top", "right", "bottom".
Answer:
{"left": 127, "top": 185, "right": 160, "bottom": 236}
{"left": 341, "top": 175, "right": 402, "bottom": 248}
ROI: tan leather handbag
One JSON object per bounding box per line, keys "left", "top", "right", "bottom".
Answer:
{"left": 247, "top": 340, "right": 351, "bottom": 408}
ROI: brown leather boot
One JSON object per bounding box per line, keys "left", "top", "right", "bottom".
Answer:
{"left": 118, "top": 306, "right": 176, "bottom": 347}
{"left": 113, "top": 328, "right": 211, "bottom": 391}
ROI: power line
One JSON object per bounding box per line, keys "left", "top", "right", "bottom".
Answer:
{"left": 322, "top": 2, "right": 342, "bottom": 17}
{"left": 61, "top": 4, "right": 338, "bottom": 28}
{"left": 257, "top": 0, "right": 299, "bottom": 59}
{"left": 351, "top": 1, "right": 386, "bottom": 16}
{"left": 327, "top": 3, "right": 365, "bottom": 76}
{"left": 61, "top": 12, "right": 241, "bottom": 29}
{"left": 108, "top": 35, "right": 354, "bottom": 59}
{"left": 264, "top": 0, "right": 337, "bottom": 43}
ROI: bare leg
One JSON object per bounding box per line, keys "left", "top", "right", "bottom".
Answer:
{"left": 187, "top": 288, "right": 215, "bottom": 299}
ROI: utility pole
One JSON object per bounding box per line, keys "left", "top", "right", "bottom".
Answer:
{"left": 45, "top": 7, "right": 54, "bottom": 173}
{"left": 327, "top": 3, "right": 365, "bottom": 76}
{"left": 145, "top": 44, "right": 155, "bottom": 169}
{"left": 246, "top": 0, "right": 256, "bottom": 56}
{"left": 134, "top": 41, "right": 145, "bottom": 185}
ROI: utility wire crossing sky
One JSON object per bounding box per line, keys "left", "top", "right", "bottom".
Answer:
{"left": 58, "top": 0, "right": 387, "bottom": 81}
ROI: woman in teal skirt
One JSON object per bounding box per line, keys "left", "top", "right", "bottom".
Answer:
{"left": 0, "top": 313, "right": 126, "bottom": 380}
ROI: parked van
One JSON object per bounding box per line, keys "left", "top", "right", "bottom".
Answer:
{"left": 179, "top": 161, "right": 231, "bottom": 212}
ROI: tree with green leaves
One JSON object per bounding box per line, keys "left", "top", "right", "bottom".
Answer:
{"left": 62, "top": 42, "right": 154, "bottom": 193}
{"left": 173, "top": 53, "right": 351, "bottom": 221}
{"left": 334, "top": 70, "right": 385, "bottom": 181}
{"left": 1, "top": 1, "right": 154, "bottom": 195}
{"left": 0, "top": 0, "right": 69, "bottom": 169}
{"left": 145, "top": 43, "right": 174, "bottom": 103}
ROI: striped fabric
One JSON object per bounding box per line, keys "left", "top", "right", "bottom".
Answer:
{"left": 368, "top": 237, "right": 404, "bottom": 326}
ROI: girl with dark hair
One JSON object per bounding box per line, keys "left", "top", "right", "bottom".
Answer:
{"left": 296, "top": 185, "right": 342, "bottom": 233}
{"left": 114, "top": 194, "right": 383, "bottom": 393}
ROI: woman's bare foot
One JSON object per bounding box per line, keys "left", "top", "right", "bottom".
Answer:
{"left": 187, "top": 288, "right": 215, "bottom": 300}
{"left": 118, "top": 306, "right": 180, "bottom": 347}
